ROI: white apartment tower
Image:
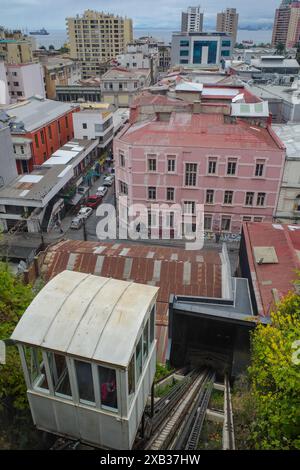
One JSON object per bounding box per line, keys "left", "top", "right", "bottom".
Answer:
{"left": 181, "top": 6, "right": 204, "bottom": 33}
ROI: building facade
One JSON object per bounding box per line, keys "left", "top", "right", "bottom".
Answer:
{"left": 0, "top": 123, "right": 18, "bottom": 188}
{"left": 171, "top": 32, "right": 233, "bottom": 66}
{"left": 158, "top": 45, "right": 171, "bottom": 72}
{"left": 273, "top": 123, "right": 300, "bottom": 223}
{"left": 0, "top": 61, "right": 10, "bottom": 104}
{"left": 4, "top": 97, "right": 79, "bottom": 173}
{"left": 56, "top": 83, "right": 101, "bottom": 103}
{"left": 6, "top": 62, "right": 45, "bottom": 102}
{"left": 181, "top": 6, "right": 204, "bottom": 33}
{"left": 114, "top": 93, "right": 285, "bottom": 235}
{"left": 0, "top": 139, "right": 98, "bottom": 233}
{"left": 0, "top": 38, "right": 33, "bottom": 64}
{"left": 40, "top": 56, "right": 81, "bottom": 99}
{"left": 100, "top": 67, "right": 151, "bottom": 108}
{"left": 287, "top": 2, "right": 300, "bottom": 47}
{"left": 216, "top": 8, "right": 239, "bottom": 45}
{"left": 66, "top": 10, "right": 133, "bottom": 79}
{"left": 73, "top": 103, "right": 114, "bottom": 150}
{"left": 272, "top": 0, "right": 300, "bottom": 48}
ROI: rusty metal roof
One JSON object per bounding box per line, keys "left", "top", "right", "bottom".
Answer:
{"left": 41, "top": 240, "right": 223, "bottom": 363}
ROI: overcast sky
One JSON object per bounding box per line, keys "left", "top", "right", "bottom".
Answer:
{"left": 1, "top": 0, "right": 280, "bottom": 29}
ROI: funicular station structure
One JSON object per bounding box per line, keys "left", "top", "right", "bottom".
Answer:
{"left": 12, "top": 270, "right": 158, "bottom": 449}
{"left": 11, "top": 236, "right": 273, "bottom": 449}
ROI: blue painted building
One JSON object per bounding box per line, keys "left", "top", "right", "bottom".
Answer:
{"left": 171, "top": 32, "right": 233, "bottom": 67}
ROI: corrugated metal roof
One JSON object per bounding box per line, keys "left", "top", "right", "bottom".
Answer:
{"left": 6, "top": 97, "right": 77, "bottom": 132}
{"left": 11, "top": 270, "right": 158, "bottom": 368}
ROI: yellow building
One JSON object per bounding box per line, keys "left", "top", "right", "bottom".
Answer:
{"left": 40, "top": 55, "right": 81, "bottom": 99}
{"left": 0, "top": 39, "right": 33, "bottom": 64}
{"left": 66, "top": 10, "right": 133, "bottom": 79}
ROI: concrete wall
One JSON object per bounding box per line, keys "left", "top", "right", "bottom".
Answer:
{"left": 7, "top": 63, "right": 45, "bottom": 101}
{"left": 73, "top": 111, "right": 113, "bottom": 147}
{"left": 0, "top": 125, "right": 18, "bottom": 188}
{"left": 0, "top": 61, "right": 10, "bottom": 105}
{"left": 276, "top": 158, "right": 300, "bottom": 222}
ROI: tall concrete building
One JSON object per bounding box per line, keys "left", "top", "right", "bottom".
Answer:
{"left": 287, "top": 2, "right": 300, "bottom": 47}
{"left": 66, "top": 10, "right": 133, "bottom": 79}
{"left": 272, "top": 0, "right": 300, "bottom": 48}
{"left": 216, "top": 8, "right": 239, "bottom": 45}
{"left": 181, "top": 6, "right": 204, "bottom": 33}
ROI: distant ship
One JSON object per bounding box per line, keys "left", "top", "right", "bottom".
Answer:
{"left": 29, "top": 28, "right": 49, "bottom": 35}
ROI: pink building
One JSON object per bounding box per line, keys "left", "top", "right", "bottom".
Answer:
{"left": 114, "top": 91, "right": 286, "bottom": 235}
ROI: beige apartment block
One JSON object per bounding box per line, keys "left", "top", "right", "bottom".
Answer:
{"left": 0, "top": 39, "right": 33, "bottom": 64}
{"left": 216, "top": 8, "right": 239, "bottom": 45}
{"left": 66, "top": 10, "right": 133, "bottom": 79}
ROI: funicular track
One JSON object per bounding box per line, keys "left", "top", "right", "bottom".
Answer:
{"left": 143, "top": 368, "right": 215, "bottom": 450}
{"left": 223, "top": 374, "right": 235, "bottom": 450}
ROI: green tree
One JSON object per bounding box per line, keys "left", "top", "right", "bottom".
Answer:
{"left": 276, "top": 42, "right": 285, "bottom": 55}
{"left": 0, "top": 264, "right": 34, "bottom": 409}
{"left": 48, "top": 44, "right": 55, "bottom": 51}
{"left": 248, "top": 291, "right": 300, "bottom": 449}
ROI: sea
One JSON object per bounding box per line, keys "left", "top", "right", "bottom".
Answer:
{"left": 34, "top": 28, "right": 273, "bottom": 49}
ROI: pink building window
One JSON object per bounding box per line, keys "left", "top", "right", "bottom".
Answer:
{"left": 148, "top": 186, "right": 156, "bottom": 200}
{"left": 206, "top": 189, "right": 214, "bottom": 204}
{"left": 207, "top": 157, "right": 217, "bottom": 175}
{"left": 254, "top": 217, "right": 263, "bottom": 222}
{"left": 166, "top": 187, "right": 175, "bottom": 201}
{"left": 245, "top": 192, "right": 254, "bottom": 206}
{"left": 221, "top": 216, "right": 231, "bottom": 232}
{"left": 256, "top": 192, "right": 266, "bottom": 206}
{"left": 148, "top": 210, "right": 158, "bottom": 227}
{"left": 119, "top": 151, "right": 125, "bottom": 167}
{"left": 183, "top": 201, "right": 196, "bottom": 215}
{"left": 167, "top": 157, "right": 176, "bottom": 173}
{"left": 255, "top": 160, "right": 265, "bottom": 177}
{"left": 224, "top": 191, "right": 233, "bottom": 205}
{"left": 185, "top": 163, "right": 197, "bottom": 186}
{"left": 148, "top": 157, "right": 157, "bottom": 172}
{"left": 204, "top": 214, "right": 213, "bottom": 230}
{"left": 119, "top": 180, "right": 128, "bottom": 195}
{"left": 226, "top": 158, "right": 237, "bottom": 176}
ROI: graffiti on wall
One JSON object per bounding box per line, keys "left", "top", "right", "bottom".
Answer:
{"left": 204, "top": 231, "right": 241, "bottom": 243}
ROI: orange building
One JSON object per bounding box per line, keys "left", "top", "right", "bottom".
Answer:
{"left": 6, "top": 97, "right": 79, "bottom": 173}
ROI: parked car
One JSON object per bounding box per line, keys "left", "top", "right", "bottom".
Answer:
{"left": 77, "top": 206, "right": 93, "bottom": 219}
{"left": 70, "top": 217, "right": 83, "bottom": 230}
{"left": 85, "top": 195, "right": 103, "bottom": 209}
{"left": 103, "top": 175, "right": 114, "bottom": 187}
{"left": 96, "top": 186, "right": 108, "bottom": 197}
{"left": 77, "top": 185, "right": 89, "bottom": 196}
